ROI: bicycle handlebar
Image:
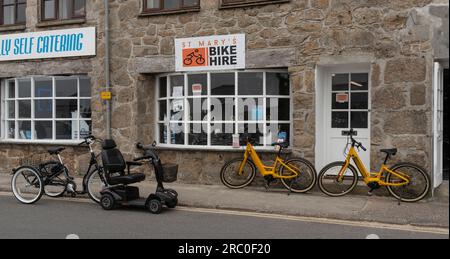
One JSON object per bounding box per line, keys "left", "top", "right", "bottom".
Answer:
{"left": 134, "top": 141, "right": 159, "bottom": 162}
{"left": 78, "top": 135, "right": 99, "bottom": 146}
{"left": 133, "top": 156, "right": 151, "bottom": 162}
{"left": 346, "top": 129, "right": 367, "bottom": 151}
{"left": 136, "top": 141, "right": 157, "bottom": 150}
{"left": 356, "top": 141, "right": 367, "bottom": 151}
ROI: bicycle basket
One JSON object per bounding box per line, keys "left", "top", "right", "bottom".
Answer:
{"left": 162, "top": 163, "right": 178, "bottom": 183}
{"left": 19, "top": 154, "right": 47, "bottom": 168}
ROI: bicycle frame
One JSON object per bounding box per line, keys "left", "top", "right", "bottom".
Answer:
{"left": 238, "top": 143, "right": 299, "bottom": 179}
{"left": 337, "top": 146, "right": 410, "bottom": 187}
{"left": 42, "top": 142, "right": 106, "bottom": 194}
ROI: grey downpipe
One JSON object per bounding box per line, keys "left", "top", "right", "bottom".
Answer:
{"left": 104, "top": 0, "right": 112, "bottom": 139}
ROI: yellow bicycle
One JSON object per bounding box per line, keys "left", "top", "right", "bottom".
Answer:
{"left": 318, "top": 129, "right": 430, "bottom": 202}
{"left": 220, "top": 138, "right": 317, "bottom": 193}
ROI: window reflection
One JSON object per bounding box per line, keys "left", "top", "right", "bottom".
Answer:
{"left": 157, "top": 72, "right": 291, "bottom": 147}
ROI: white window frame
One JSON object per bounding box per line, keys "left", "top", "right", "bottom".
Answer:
{"left": 330, "top": 73, "right": 370, "bottom": 129}
{"left": 155, "top": 69, "right": 292, "bottom": 150}
{"left": 0, "top": 75, "right": 92, "bottom": 144}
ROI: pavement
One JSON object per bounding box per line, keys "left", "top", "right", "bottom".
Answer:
{"left": 1, "top": 173, "right": 448, "bottom": 229}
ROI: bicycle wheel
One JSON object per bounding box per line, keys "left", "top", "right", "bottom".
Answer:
{"left": 196, "top": 57, "right": 205, "bottom": 65}
{"left": 42, "top": 162, "right": 68, "bottom": 198}
{"left": 220, "top": 158, "right": 256, "bottom": 189}
{"left": 86, "top": 169, "right": 106, "bottom": 203}
{"left": 280, "top": 157, "right": 317, "bottom": 193}
{"left": 386, "top": 163, "right": 430, "bottom": 202}
{"left": 318, "top": 162, "right": 359, "bottom": 197}
{"left": 11, "top": 166, "right": 44, "bottom": 204}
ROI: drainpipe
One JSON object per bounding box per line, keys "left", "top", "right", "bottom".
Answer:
{"left": 104, "top": 0, "right": 112, "bottom": 139}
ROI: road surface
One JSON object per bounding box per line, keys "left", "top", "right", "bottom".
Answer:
{"left": 0, "top": 194, "right": 447, "bottom": 239}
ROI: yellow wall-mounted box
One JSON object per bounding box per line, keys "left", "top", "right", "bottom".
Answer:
{"left": 101, "top": 91, "right": 112, "bottom": 100}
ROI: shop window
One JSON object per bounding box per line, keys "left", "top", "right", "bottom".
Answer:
{"left": 1, "top": 76, "right": 92, "bottom": 142}
{"left": 142, "top": 0, "right": 200, "bottom": 14}
{"left": 220, "top": 0, "right": 288, "bottom": 9}
{"left": 41, "top": 0, "right": 85, "bottom": 21}
{"left": 157, "top": 71, "right": 291, "bottom": 149}
{"left": 0, "top": 0, "right": 26, "bottom": 26}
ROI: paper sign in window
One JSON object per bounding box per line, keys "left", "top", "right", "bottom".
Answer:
{"left": 336, "top": 93, "right": 349, "bottom": 103}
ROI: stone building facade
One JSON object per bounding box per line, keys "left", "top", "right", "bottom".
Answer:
{"left": 0, "top": 0, "right": 448, "bottom": 190}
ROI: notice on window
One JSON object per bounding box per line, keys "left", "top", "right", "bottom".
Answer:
{"left": 192, "top": 83, "right": 202, "bottom": 95}
{"left": 175, "top": 34, "right": 246, "bottom": 72}
{"left": 172, "top": 86, "right": 183, "bottom": 97}
{"left": 336, "top": 93, "right": 349, "bottom": 103}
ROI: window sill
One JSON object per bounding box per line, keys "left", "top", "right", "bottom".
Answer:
{"left": 0, "top": 24, "right": 26, "bottom": 33}
{"left": 155, "top": 145, "right": 292, "bottom": 154}
{"left": 0, "top": 140, "right": 82, "bottom": 146}
{"left": 139, "top": 7, "right": 200, "bottom": 17}
{"left": 36, "top": 18, "right": 86, "bottom": 28}
{"left": 219, "top": 0, "right": 291, "bottom": 9}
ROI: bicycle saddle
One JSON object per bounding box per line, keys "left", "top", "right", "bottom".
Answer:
{"left": 380, "top": 148, "right": 397, "bottom": 156}
{"left": 48, "top": 147, "right": 65, "bottom": 155}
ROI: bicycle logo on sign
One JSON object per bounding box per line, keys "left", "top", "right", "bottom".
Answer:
{"left": 183, "top": 49, "right": 206, "bottom": 66}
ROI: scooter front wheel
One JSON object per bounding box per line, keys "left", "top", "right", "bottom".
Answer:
{"left": 148, "top": 199, "right": 162, "bottom": 214}
{"left": 100, "top": 194, "right": 115, "bottom": 210}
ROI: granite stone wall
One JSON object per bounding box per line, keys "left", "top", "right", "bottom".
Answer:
{"left": 1, "top": 0, "right": 447, "bottom": 185}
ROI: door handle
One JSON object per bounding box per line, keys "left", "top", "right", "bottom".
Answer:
{"left": 342, "top": 130, "right": 357, "bottom": 136}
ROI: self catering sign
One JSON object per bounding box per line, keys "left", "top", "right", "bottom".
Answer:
{"left": 0, "top": 27, "right": 96, "bottom": 62}
{"left": 175, "top": 34, "right": 245, "bottom": 72}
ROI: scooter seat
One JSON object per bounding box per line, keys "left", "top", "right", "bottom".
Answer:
{"left": 108, "top": 173, "right": 146, "bottom": 186}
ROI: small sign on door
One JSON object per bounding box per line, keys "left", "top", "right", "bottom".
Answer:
{"left": 336, "top": 93, "right": 349, "bottom": 103}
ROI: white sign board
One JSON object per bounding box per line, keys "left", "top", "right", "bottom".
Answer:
{"left": 0, "top": 27, "right": 96, "bottom": 62}
{"left": 175, "top": 34, "right": 245, "bottom": 72}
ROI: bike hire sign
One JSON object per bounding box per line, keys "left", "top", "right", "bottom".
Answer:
{"left": 0, "top": 27, "right": 96, "bottom": 62}
{"left": 175, "top": 34, "right": 245, "bottom": 72}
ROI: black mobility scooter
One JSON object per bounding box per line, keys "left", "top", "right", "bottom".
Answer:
{"left": 99, "top": 140, "right": 178, "bottom": 214}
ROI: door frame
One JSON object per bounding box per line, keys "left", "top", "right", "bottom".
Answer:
{"left": 315, "top": 63, "right": 371, "bottom": 171}
{"left": 433, "top": 60, "right": 448, "bottom": 189}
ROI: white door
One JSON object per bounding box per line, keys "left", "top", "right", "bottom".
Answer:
{"left": 324, "top": 71, "right": 371, "bottom": 169}
{"left": 433, "top": 62, "right": 444, "bottom": 188}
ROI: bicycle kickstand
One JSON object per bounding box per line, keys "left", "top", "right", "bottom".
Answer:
{"left": 264, "top": 181, "right": 270, "bottom": 191}
{"left": 367, "top": 188, "right": 375, "bottom": 196}
{"left": 287, "top": 181, "right": 294, "bottom": 196}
